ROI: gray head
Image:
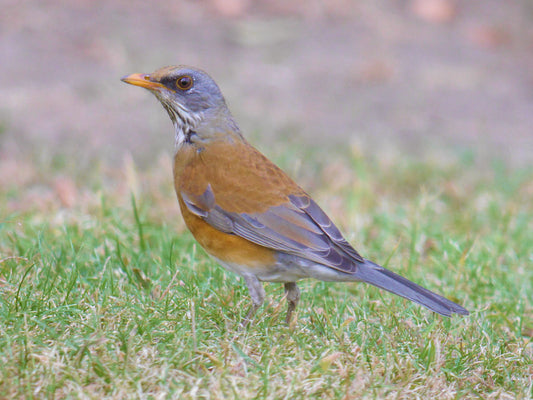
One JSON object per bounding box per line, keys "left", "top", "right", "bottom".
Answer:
{"left": 122, "top": 65, "right": 241, "bottom": 148}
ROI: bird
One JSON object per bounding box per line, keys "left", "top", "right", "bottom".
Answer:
{"left": 121, "top": 65, "right": 469, "bottom": 326}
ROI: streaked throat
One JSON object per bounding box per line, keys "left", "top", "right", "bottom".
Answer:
{"left": 155, "top": 94, "right": 201, "bottom": 151}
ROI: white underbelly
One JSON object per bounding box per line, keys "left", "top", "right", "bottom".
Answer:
{"left": 210, "top": 255, "right": 358, "bottom": 283}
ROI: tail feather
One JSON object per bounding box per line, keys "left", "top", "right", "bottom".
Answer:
{"left": 355, "top": 260, "right": 469, "bottom": 317}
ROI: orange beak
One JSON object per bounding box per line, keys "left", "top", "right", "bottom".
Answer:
{"left": 121, "top": 73, "right": 167, "bottom": 91}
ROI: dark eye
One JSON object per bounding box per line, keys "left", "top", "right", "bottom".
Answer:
{"left": 176, "top": 75, "right": 193, "bottom": 90}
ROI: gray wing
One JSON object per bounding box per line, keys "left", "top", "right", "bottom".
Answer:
{"left": 181, "top": 185, "right": 364, "bottom": 273}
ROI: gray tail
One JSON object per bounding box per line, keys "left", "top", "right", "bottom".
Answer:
{"left": 355, "top": 259, "right": 469, "bottom": 317}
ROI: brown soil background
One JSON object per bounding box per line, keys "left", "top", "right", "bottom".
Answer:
{"left": 1, "top": 0, "right": 532, "bottom": 169}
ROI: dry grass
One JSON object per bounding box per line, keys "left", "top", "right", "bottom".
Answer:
{"left": 0, "top": 147, "right": 531, "bottom": 399}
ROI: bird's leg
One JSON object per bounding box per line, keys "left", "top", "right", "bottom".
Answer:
{"left": 241, "top": 274, "right": 265, "bottom": 328}
{"left": 284, "top": 282, "right": 300, "bottom": 324}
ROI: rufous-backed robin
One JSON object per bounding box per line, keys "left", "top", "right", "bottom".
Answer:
{"left": 121, "top": 65, "right": 469, "bottom": 326}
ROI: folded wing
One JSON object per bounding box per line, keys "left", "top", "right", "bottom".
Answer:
{"left": 181, "top": 184, "right": 364, "bottom": 273}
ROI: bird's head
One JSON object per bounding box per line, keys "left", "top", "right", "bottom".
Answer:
{"left": 122, "top": 65, "right": 242, "bottom": 149}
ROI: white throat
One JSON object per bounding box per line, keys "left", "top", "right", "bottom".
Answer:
{"left": 173, "top": 119, "right": 189, "bottom": 151}
{"left": 154, "top": 91, "right": 202, "bottom": 152}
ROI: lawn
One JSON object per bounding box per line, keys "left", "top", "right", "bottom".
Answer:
{"left": 0, "top": 146, "right": 531, "bottom": 399}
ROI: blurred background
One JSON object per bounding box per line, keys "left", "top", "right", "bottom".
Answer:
{"left": 1, "top": 0, "right": 533, "bottom": 210}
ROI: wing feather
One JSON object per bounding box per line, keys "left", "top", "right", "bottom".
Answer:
{"left": 180, "top": 185, "right": 364, "bottom": 273}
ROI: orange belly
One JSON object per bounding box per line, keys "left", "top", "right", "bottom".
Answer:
{"left": 178, "top": 197, "right": 277, "bottom": 269}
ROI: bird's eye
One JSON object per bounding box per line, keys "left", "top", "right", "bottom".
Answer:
{"left": 176, "top": 75, "right": 193, "bottom": 90}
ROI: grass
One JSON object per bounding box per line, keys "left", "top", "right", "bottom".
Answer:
{"left": 0, "top": 146, "right": 532, "bottom": 399}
